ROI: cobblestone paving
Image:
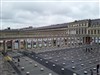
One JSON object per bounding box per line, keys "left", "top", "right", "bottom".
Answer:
{"left": 37, "top": 45, "right": 100, "bottom": 75}
{"left": 0, "top": 52, "right": 18, "bottom": 75}
{"left": 0, "top": 53, "right": 3, "bottom": 74}
{"left": 3, "top": 50, "right": 58, "bottom": 75}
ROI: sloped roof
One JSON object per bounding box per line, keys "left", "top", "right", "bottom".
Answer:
{"left": 33, "top": 23, "right": 68, "bottom": 30}
{"left": 90, "top": 19, "right": 100, "bottom": 26}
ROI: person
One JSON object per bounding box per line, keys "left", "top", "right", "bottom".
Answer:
{"left": 17, "top": 58, "right": 20, "bottom": 66}
{"left": 18, "top": 58, "right": 20, "bottom": 62}
{"left": 90, "top": 69, "right": 93, "bottom": 75}
{"left": 86, "top": 48, "right": 87, "bottom": 52}
{"left": 97, "top": 64, "right": 99, "bottom": 74}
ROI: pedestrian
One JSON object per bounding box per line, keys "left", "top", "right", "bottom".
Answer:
{"left": 90, "top": 69, "right": 93, "bottom": 75}
{"left": 18, "top": 58, "right": 20, "bottom": 62}
{"left": 86, "top": 48, "right": 87, "bottom": 52}
{"left": 97, "top": 64, "right": 99, "bottom": 74}
{"left": 17, "top": 58, "right": 20, "bottom": 66}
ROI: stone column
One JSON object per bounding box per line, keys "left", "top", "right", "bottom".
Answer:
{"left": 48, "top": 38, "right": 52, "bottom": 48}
{"left": 18, "top": 40, "right": 20, "bottom": 50}
{"left": 76, "top": 37, "right": 79, "bottom": 47}
{"left": 25, "top": 39, "right": 27, "bottom": 50}
{"left": 52, "top": 38, "right": 54, "bottom": 47}
{"left": 97, "top": 37, "right": 99, "bottom": 45}
{"left": 41, "top": 38, "right": 43, "bottom": 48}
{"left": 31, "top": 39, "right": 33, "bottom": 49}
{"left": 0, "top": 40, "right": 3, "bottom": 51}
{"left": 30, "top": 39, "right": 32, "bottom": 49}
{"left": 36, "top": 39, "right": 38, "bottom": 49}
{"left": 11, "top": 40, "right": 14, "bottom": 51}
{"left": 46, "top": 38, "right": 48, "bottom": 47}
{"left": 34, "top": 39, "right": 37, "bottom": 49}
{"left": 3, "top": 40, "right": 6, "bottom": 52}
{"left": 94, "top": 37, "right": 96, "bottom": 44}
{"left": 79, "top": 37, "right": 81, "bottom": 47}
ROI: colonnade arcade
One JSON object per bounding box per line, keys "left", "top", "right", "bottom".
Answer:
{"left": 0, "top": 37, "right": 67, "bottom": 51}
{"left": 1, "top": 36, "right": 95, "bottom": 51}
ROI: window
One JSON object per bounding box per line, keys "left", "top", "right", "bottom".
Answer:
{"left": 98, "top": 30, "right": 100, "bottom": 34}
{"left": 82, "top": 29, "right": 83, "bottom": 34}
{"left": 91, "top": 30, "right": 93, "bottom": 34}
{"left": 76, "top": 30, "right": 78, "bottom": 34}
{"left": 79, "top": 29, "right": 80, "bottom": 34}
{"left": 94, "top": 30, "right": 96, "bottom": 34}
{"left": 88, "top": 30, "right": 90, "bottom": 34}
{"left": 85, "top": 28, "right": 87, "bottom": 34}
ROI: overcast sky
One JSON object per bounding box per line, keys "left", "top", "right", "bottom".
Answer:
{"left": 0, "top": 0, "right": 100, "bottom": 29}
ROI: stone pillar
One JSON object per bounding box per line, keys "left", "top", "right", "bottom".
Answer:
{"left": 46, "top": 38, "right": 48, "bottom": 48}
{"left": 30, "top": 39, "right": 32, "bottom": 49}
{"left": 73, "top": 37, "right": 75, "bottom": 47}
{"left": 57, "top": 38, "right": 59, "bottom": 47}
{"left": 83, "top": 37, "right": 85, "bottom": 45}
{"left": 36, "top": 39, "right": 38, "bottom": 48}
{"left": 31, "top": 39, "right": 33, "bottom": 49}
{"left": 12, "top": 40, "right": 14, "bottom": 50}
{"left": 79, "top": 37, "right": 81, "bottom": 47}
{"left": 74, "top": 37, "right": 77, "bottom": 48}
{"left": 0, "top": 40, "right": 3, "bottom": 51}
{"left": 3, "top": 40, "right": 6, "bottom": 52}
{"left": 33, "top": 39, "right": 37, "bottom": 49}
{"left": 76, "top": 37, "right": 79, "bottom": 47}
{"left": 41, "top": 38, "right": 43, "bottom": 48}
{"left": 48, "top": 38, "right": 52, "bottom": 48}
{"left": 61, "top": 37, "right": 63, "bottom": 47}
{"left": 59, "top": 38, "right": 61, "bottom": 47}
{"left": 97, "top": 37, "right": 99, "bottom": 44}
{"left": 18, "top": 40, "right": 20, "bottom": 50}
{"left": 94, "top": 37, "right": 95, "bottom": 44}
{"left": 52, "top": 38, "right": 54, "bottom": 48}
{"left": 46, "top": 38, "right": 48, "bottom": 47}
{"left": 25, "top": 39, "right": 27, "bottom": 50}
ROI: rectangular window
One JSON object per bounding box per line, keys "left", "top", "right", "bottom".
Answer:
{"left": 76, "top": 30, "right": 78, "bottom": 34}
{"left": 91, "top": 30, "right": 93, "bottom": 34}
{"left": 79, "top": 29, "right": 80, "bottom": 34}
{"left": 94, "top": 30, "right": 96, "bottom": 34}
{"left": 88, "top": 30, "right": 90, "bottom": 34}
{"left": 98, "top": 30, "right": 100, "bottom": 34}
{"left": 85, "top": 28, "right": 87, "bottom": 34}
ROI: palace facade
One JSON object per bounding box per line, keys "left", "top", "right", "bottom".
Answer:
{"left": 0, "top": 19, "right": 100, "bottom": 52}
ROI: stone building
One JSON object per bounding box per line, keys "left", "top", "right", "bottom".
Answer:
{"left": 0, "top": 19, "right": 100, "bottom": 52}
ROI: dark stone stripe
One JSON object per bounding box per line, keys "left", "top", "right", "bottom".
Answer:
{"left": 8, "top": 61, "right": 22, "bottom": 75}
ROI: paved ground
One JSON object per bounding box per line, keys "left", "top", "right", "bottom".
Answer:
{"left": 7, "top": 51, "right": 58, "bottom": 75}
{"left": 13, "top": 56, "right": 58, "bottom": 75}
{"left": 37, "top": 45, "right": 100, "bottom": 75}
{"left": 0, "top": 52, "right": 18, "bottom": 75}
{"left": 0, "top": 53, "right": 3, "bottom": 74}
{"left": 1, "top": 44, "right": 100, "bottom": 75}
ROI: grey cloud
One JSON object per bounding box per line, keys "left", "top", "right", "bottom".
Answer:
{"left": 1, "top": 1, "right": 99, "bottom": 29}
